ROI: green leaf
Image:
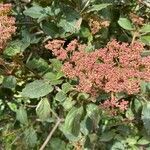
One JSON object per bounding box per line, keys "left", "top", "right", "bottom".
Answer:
{"left": 3, "top": 40, "right": 22, "bottom": 57}
{"left": 133, "top": 98, "right": 142, "bottom": 113}
{"left": 80, "top": 104, "right": 101, "bottom": 135}
{"left": 86, "top": 3, "right": 111, "bottom": 13}
{"left": 79, "top": 27, "right": 93, "bottom": 42}
{"left": 140, "top": 81, "right": 149, "bottom": 94}
{"left": 137, "top": 137, "right": 150, "bottom": 145}
{"left": 45, "top": 6, "right": 60, "bottom": 16}
{"left": 21, "top": 80, "right": 53, "bottom": 99}
{"left": 81, "top": 115, "right": 95, "bottom": 136}
{"left": 86, "top": 104, "right": 100, "bottom": 124}
{"left": 0, "top": 99, "right": 5, "bottom": 114}
{"left": 140, "top": 24, "right": 150, "bottom": 33}
{"left": 36, "top": 98, "right": 51, "bottom": 121}
{"left": 0, "top": 75, "right": 4, "bottom": 84}
{"left": 126, "top": 136, "right": 138, "bottom": 145}
{"left": 140, "top": 36, "right": 150, "bottom": 46}
{"left": 111, "top": 141, "right": 125, "bottom": 150}
{"left": 62, "top": 97, "right": 76, "bottom": 110}
{"left": 58, "top": 19, "right": 79, "bottom": 33}
{"left": 49, "top": 138, "right": 66, "bottom": 150}
{"left": 58, "top": 7, "right": 81, "bottom": 33}
{"left": 41, "top": 21, "right": 60, "bottom": 38}
{"left": 23, "top": 5, "right": 44, "bottom": 18}
{"left": 61, "top": 106, "right": 84, "bottom": 138}
{"left": 24, "top": 127, "right": 37, "bottom": 147}
{"left": 16, "top": 106, "right": 28, "bottom": 125}
{"left": 62, "top": 83, "right": 73, "bottom": 93}
{"left": 142, "top": 102, "right": 150, "bottom": 135}
{"left": 55, "top": 91, "right": 67, "bottom": 102}
{"left": 50, "top": 59, "right": 63, "bottom": 72}
{"left": 77, "top": 92, "right": 89, "bottom": 100}
{"left": 2, "top": 76, "right": 16, "bottom": 90}
{"left": 100, "top": 131, "right": 115, "bottom": 142}
{"left": 7, "top": 102, "right": 17, "bottom": 112}
{"left": 26, "top": 58, "right": 49, "bottom": 73}
{"left": 125, "top": 108, "right": 134, "bottom": 120}
{"left": 21, "top": 29, "right": 41, "bottom": 50}
{"left": 43, "top": 72, "right": 63, "bottom": 85}
{"left": 118, "top": 18, "right": 135, "bottom": 30}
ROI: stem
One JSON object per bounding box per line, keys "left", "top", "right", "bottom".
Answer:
{"left": 50, "top": 107, "right": 60, "bottom": 120}
{"left": 80, "top": 0, "right": 90, "bottom": 14}
{"left": 39, "top": 119, "right": 62, "bottom": 150}
{"left": 111, "top": 92, "right": 115, "bottom": 100}
{"left": 25, "top": 104, "right": 37, "bottom": 108}
{"left": 131, "top": 32, "right": 138, "bottom": 46}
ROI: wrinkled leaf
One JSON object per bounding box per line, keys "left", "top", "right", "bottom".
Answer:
{"left": 26, "top": 58, "right": 49, "bottom": 73}
{"left": 21, "top": 80, "right": 53, "bottom": 98}
{"left": 50, "top": 59, "right": 63, "bottom": 72}
{"left": 62, "top": 83, "right": 73, "bottom": 93}
{"left": 2, "top": 76, "right": 16, "bottom": 90}
{"left": 61, "top": 106, "right": 84, "bottom": 138}
{"left": 24, "top": 127, "right": 37, "bottom": 147}
{"left": 55, "top": 91, "right": 67, "bottom": 102}
{"left": 23, "top": 5, "right": 44, "bottom": 18}
{"left": 4, "top": 40, "right": 22, "bottom": 57}
{"left": 36, "top": 98, "right": 51, "bottom": 121}
{"left": 100, "top": 131, "right": 115, "bottom": 142}
{"left": 86, "top": 103, "right": 101, "bottom": 126}
{"left": 62, "top": 97, "right": 76, "bottom": 110}
{"left": 49, "top": 138, "right": 66, "bottom": 150}
{"left": 16, "top": 106, "right": 28, "bottom": 125}
{"left": 41, "top": 21, "right": 60, "bottom": 38}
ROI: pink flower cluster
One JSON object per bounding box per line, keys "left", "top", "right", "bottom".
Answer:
{"left": 45, "top": 39, "right": 150, "bottom": 97}
{"left": 101, "top": 97, "right": 129, "bottom": 115}
{"left": 0, "top": 4, "right": 16, "bottom": 51}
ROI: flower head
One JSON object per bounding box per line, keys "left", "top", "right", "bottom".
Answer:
{"left": 0, "top": 4, "right": 16, "bottom": 51}
{"left": 45, "top": 39, "right": 149, "bottom": 97}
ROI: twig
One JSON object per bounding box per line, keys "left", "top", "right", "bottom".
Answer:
{"left": 26, "top": 52, "right": 33, "bottom": 64}
{"left": 39, "top": 119, "right": 62, "bottom": 150}
{"left": 10, "top": 132, "right": 24, "bottom": 146}
{"left": 111, "top": 92, "right": 115, "bottom": 100}
{"left": 25, "top": 104, "right": 37, "bottom": 108}
{"left": 80, "top": 0, "right": 90, "bottom": 14}
{"left": 50, "top": 108, "right": 60, "bottom": 120}
{"left": 131, "top": 32, "right": 138, "bottom": 46}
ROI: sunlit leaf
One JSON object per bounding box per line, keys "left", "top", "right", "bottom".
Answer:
{"left": 140, "top": 24, "right": 150, "bottom": 33}
{"left": 36, "top": 98, "right": 51, "bottom": 121}
{"left": 118, "top": 18, "right": 135, "bottom": 30}
{"left": 86, "top": 3, "right": 111, "bottom": 13}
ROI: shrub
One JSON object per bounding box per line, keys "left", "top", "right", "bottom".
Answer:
{"left": 0, "top": 0, "right": 150, "bottom": 149}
